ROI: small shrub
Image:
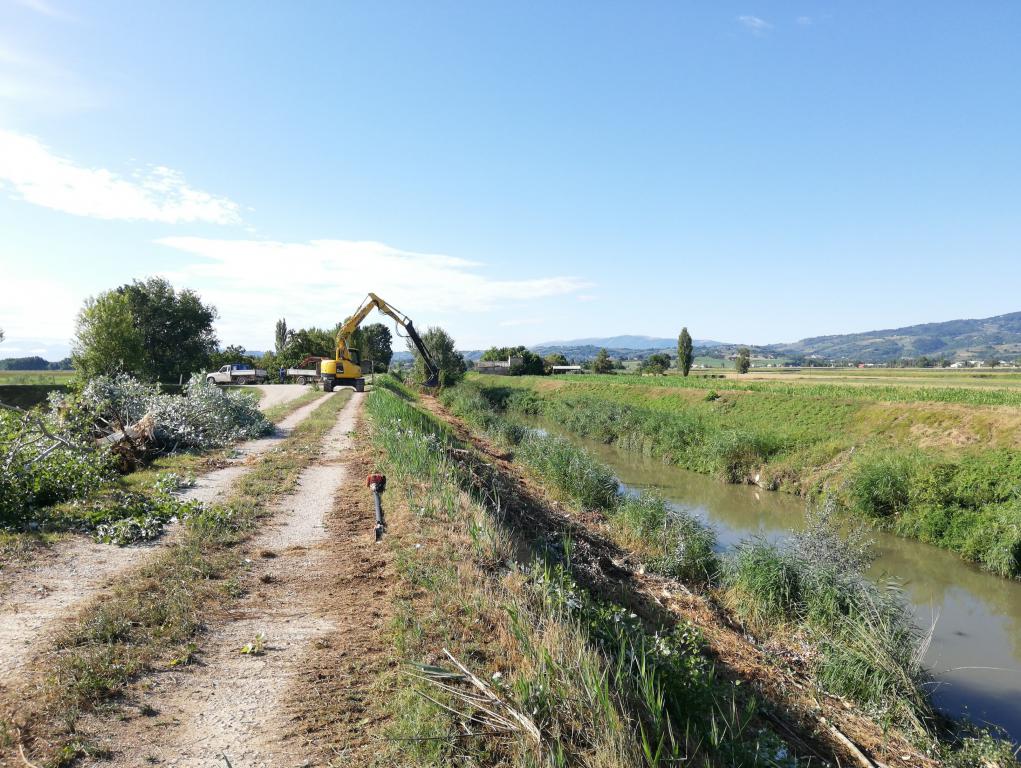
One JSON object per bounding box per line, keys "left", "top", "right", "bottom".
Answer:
{"left": 515, "top": 432, "right": 618, "bottom": 510}
{"left": 728, "top": 542, "right": 803, "bottom": 625}
{"left": 846, "top": 452, "right": 917, "bottom": 518}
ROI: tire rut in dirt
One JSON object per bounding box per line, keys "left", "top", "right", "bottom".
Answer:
{"left": 96, "top": 393, "right": 364, "bottom": 767}
{"left": 0, "top": 393, "right": 334, "bottom": 695}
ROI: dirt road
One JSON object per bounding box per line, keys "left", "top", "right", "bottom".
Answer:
{"left": 254, "top": 383, "right": 312, "bottom": 411}
{"left": 99, "top": 392, "right": 371, "bottom": 767}
{"left": 0, "top": 392, "right": 333, "bottom": 690}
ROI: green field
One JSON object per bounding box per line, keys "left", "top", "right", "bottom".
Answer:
{"left": 470, "top": 372, "right": 1021, "bottom": 578}
{"left": 0, "top": 370, "right": 76, "bottom": 385}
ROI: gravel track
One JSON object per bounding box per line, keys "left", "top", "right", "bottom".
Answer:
{"left": 253, "top": 383, "right": 311, "bottom": 412}
{"left": 99, "top": 393, "right": 364, "bottom": 767}
{"left": 0, "top": 392, "right": 333, "bottom": 690}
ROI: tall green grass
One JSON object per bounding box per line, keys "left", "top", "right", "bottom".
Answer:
{"left": 442, "top": 382, "right": 722, "bottom": 585}
{"left": 468, "top": 377, "right": 1021, "bottom": 578}
{"left": 370, "top": 386, "right": 800, "bottom": 767}
{"left": 436, "top": 382, "right": 1021, "bottom": 763}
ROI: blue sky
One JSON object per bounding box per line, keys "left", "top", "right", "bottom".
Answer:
{"left": 1, "top": 1, "right": 1020, "bottom": 358}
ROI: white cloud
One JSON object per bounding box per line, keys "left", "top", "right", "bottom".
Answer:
{"left": 737, "top": 15, "right": 772, "bottom": 33}
{"left": 796, "top": 16, "right": 812, "bottom": 26}
{"left": 0, "top": 130, "right": 242, "bottom": 223}
{"left": 155, "top": 237, "right": 591, "bottom": 346}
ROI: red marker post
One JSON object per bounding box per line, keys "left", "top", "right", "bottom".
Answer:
{"left": 367, "top": 473, "right": 387, "bottom": 541}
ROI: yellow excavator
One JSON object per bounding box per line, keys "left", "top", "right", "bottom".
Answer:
{"left": 319, "top": 293, "right": 439, "bottom": 392}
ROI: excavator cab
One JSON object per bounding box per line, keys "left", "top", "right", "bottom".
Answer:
{"left": 318, "top": 293, "right": 440, "bottom": 393}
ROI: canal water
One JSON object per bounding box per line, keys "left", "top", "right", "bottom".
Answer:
{"left": 532, "top": 419, "right": 1021, "bottom": 740}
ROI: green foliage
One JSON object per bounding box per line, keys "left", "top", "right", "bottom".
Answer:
{"left": 678, "top": 328, "right": 694, "bottom": 377}
{"left": 515, "top": 432, "right": 620, "bottom": 510}
{"left": 274, "top": 318, "right": 290, "bottom": 354}
{"left": 75, "top": 473, "right": 204, "bottom": 545}
{"left": 0, "top": 356, "right": 73, "bottom": 371}
{"left": 410, "top": 326, "right": 466, "bottom": 386}
{"left": 735, "top": 347, "right": 751, "bottom": 374}
{"left": 71, "top": 290, "right": 145, "bottom": 379}
{"left": 0, "top": 410, "right": 113, "bottom": 527}
{"left": 208, "top": 344, "right": 257, "bottom": 370}
{"left": 72, "top": 277, "right": 218, "bottom": 382}
{"left": 592, "top": 347, "right": 614, "bottom": 374}
{"left": 480, "top": 345, "right": 545, "bottom": 375}
{"left": 613, "top": 493, "right": 720, "bottom": 584}
{"left": 727, "top": 515, "right": 933, "bottom": 733}
{"left": 357, "top": 322, "right": 394, "bottom": 372}
{"left": 278, "top": 326, "right": 336, "bottom": 368}
{"left": 639, "top": 353, "right": 671, "bottom": 375}
{"left": 543, "top": 352, "right": 569, "bottom": 373}
{"left": 847, "top": 452, "right": 918, "bottom": 518}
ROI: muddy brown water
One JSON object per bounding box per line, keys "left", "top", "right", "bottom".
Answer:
{"left": 531, "top": 419, "right": 1021, "bottom": 741}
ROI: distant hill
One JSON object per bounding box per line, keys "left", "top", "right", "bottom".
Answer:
{"left": 770, "top": 311, "right": 1021, "bottom": 362}
{"left": 537, "top": 335, "right": 724, "bottom": 350}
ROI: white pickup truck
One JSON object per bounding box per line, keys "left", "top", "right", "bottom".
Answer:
{"left": 206, "top": 363, "right": 267, "bottom": 385}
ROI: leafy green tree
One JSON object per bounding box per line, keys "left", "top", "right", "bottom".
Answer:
{"left": 986, "top": 357, "right": 1001, "bottom": 368}
{"left": 410, "top": 326, "right": 466, "bottom": 386}
{"left": 279, "top": 327, "right": 336, "bottom": 368}
{"left": 71, "top": 290, "right": 145, "bottom": 378}
{"left": 76, "top": 277, "right": 220, "bottom": 382}
{"left": 357, "top": 322, "right": 393, "bottom": 372}
{"left": 274, "top": 318, "right": 290, "bottom": 354}
{"left": 122, "top": 277, "right": 218, "bottom": 381}
{"left": 677, "top": 327, "right": 693, "bottom": 377}
{"left": 639, "top": 353, "right": 671, "bottom": 374}
{"left": 735, "top": 347, "right": 751, "bottom": 374}
{"left": 209, "top": 345, "right": 256, "bottom": 369}
{"left": 480, "top": 345, "right": 544, "bottom": 375}
{"left": 543, "top": 352, "right": 569, "bottom": 373}
{"left": 592, "top": 348, "right": 614, "bottom": 374}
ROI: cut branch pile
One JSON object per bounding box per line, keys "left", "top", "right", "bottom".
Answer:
{"left": 406, "top": 649, "right": 541, "bottom": 746}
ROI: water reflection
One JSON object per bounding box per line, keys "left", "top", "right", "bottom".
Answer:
{"left": 533, "top": 420, "right": 1021, "bottom": 740}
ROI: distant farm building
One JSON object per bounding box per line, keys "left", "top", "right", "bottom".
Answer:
{"left": 551, "top": 365, "right": 583, "bottom": 374}
{"left": 476, "top": 356, "right": 524, "bottom": 376}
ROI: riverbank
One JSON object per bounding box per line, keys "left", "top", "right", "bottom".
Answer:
{"left": 466, "top": 375, "right": 1021, "bottom": 579}
{"left": 434, "top": 379, "right": 1020, "bottom": 763}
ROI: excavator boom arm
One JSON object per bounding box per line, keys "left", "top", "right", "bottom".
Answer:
{"left": 334, "top": 293, "right": 440, "bottom": 387}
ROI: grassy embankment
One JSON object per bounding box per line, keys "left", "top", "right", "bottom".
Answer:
{"left": 4, "top": 390, "right": 350, "bottom": 766}
{"left": 467, "top": 375, "right": 1021, "bottom": 579}
{"left": 364, "top": 376, "right": 803, "bottom": 768}
{"left": 436, "top": 380, "right": 1019, "bottom": 766}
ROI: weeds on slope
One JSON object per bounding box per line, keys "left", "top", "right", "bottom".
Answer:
{"left": 470, "top": 377, "right": 1021, "bottom": 579}
{"left": 442, "top": 382, "right": 721, "bottom": 585}
{"left": 367, "top": 387, "right": 800, "bottom": 767}
{"left": 846, "top": 449, "right": 1021, "bottom": 577}
{"left": 440, "top": 381, "right": 1021, "bottom": 764}
{"left": 9, "top": 392, "right": 352, "bottom": 767}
